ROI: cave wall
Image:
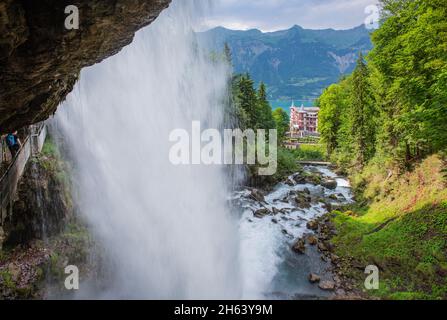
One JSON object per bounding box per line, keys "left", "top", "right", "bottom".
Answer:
{"left": 0, "top": 0, "right": 171, "bottom": 133}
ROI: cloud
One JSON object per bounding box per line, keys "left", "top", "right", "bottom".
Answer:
{"left": 199, "top": 0, "right": 380, "bottom": 31}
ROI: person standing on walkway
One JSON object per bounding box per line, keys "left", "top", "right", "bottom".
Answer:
{"left": 4, "top": 131, "right": 22, "bottom": 158}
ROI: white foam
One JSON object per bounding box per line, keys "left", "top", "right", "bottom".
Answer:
{"left": 237, "top": 166, "right": 353, "bottom": 298}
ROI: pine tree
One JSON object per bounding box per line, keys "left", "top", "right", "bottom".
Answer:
{"left": 350, "top": 52, "right": 376, "bottom": 167}
{"left": 257, "top": 82, "right": 275, "bottom": 130}
{"left": 237, "top": 74, "right": 258, "bottom": 129}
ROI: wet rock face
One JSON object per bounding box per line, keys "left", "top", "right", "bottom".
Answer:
{"left": 3, "top": 155, "right": 72, "bottom": 246}
{"left": 0, "top": 0, "right": 171, "bottom": 132}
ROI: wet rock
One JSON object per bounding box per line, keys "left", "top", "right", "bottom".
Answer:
{"left": 306, "top": 220, "right": 318, "bottom": 231}
{"left": 306, "top": 235, "right": 318, "bottom": 245}
{"left": 285, "top": 179, "right": 295, "bottom": 186}
{"left": 305, "top": 172, "right": 322, "bottom": 185}
{"left": 294, "top": 193, "right": 312, "bottom": 208}
{"left": 337, "top": 193, "right": 346, "bottom": 200}
{"left": 318, "top": 280, "right": 336, "bottom": 291}
{"left": 328, "top": 194, "right": 338, "bottom": 201}
{"left": 322, "top": 179, "right": 337, "bottom": 190}
{"left": 319, "top": 224, "right": 331, "bottom": 238}
{"left": 303, "top": 187, "right": 311, "bottom": 194}
{"left": 308, "top": 273, "right": 321, "bottom": 283}
{"left": 282, "top": 229, "right": 289, "bottom": 235}
{"left": 250, "top": 189, "right": 266, "bottom": 203}
{"left": 253, "top": 208, "right": 270, "bottom": 218}
{"left": 330, "top": 254, "right": 340, "bottom": 264}
{"left": 271, "top": 218, "right": 278, "bottom": 224}
{"left": 5, "top": 153, "right": 73, "bottom": 246}
{"left": 323, "top": 203, "right": 333, "bottom": 212}
{"left": 317, "top": 242, "right": 327, "bottom": 252}
{"left": 292, "top": 238, "right": 306, "bottom": 254}
{"left": 272, "top": 207, "right": 280, "bottom": 215}
{"left": 292, "top": 173, "right": 306, "bottom": 184}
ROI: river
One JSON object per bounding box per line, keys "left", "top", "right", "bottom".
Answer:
{"left": 235, "top": 165, "right": 353, "bottom": 299}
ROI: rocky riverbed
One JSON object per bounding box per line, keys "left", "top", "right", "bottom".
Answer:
{"left": 233, "top": 165, "right": 360, "bottom": 299}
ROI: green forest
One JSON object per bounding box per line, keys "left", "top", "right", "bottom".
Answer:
{"left": 319, "top": 0, "right": 446, "bottom": 170}
{"left": 317, "top": 0, "right": 447, "bottom": 299}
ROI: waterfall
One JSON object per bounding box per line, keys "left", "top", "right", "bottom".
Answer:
{"left": 54, "top": 0, "right": 242, "bottom": 299}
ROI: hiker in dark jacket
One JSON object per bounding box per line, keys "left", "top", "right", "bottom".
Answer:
{"left": 4, "top": 131, "right": 22, "bottom": 158}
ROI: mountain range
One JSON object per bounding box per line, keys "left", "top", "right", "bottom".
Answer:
{"left": 198, "top": 25, "right": 373, "bottom": 102}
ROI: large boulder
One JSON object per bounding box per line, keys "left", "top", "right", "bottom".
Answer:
{"left": 322, "top": 179, "right": 337, "bottom": 190}
{"left": 306, "top": 235, "right": 318, "bottom": 245}
{"left": 308, "top": 273, "right": 321, "bottom": 284}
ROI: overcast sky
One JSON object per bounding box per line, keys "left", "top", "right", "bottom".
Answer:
{"left": 201, "top": 0, "right": 380, "bottom": 31}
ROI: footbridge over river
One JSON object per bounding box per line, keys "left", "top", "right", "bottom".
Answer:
{"left": 297, "top": 161, "right": 332, "bottom": 166}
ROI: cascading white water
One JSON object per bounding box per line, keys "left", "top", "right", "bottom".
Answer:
{"left": 54, "top": 0, "right": 242, "bottom": 299}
